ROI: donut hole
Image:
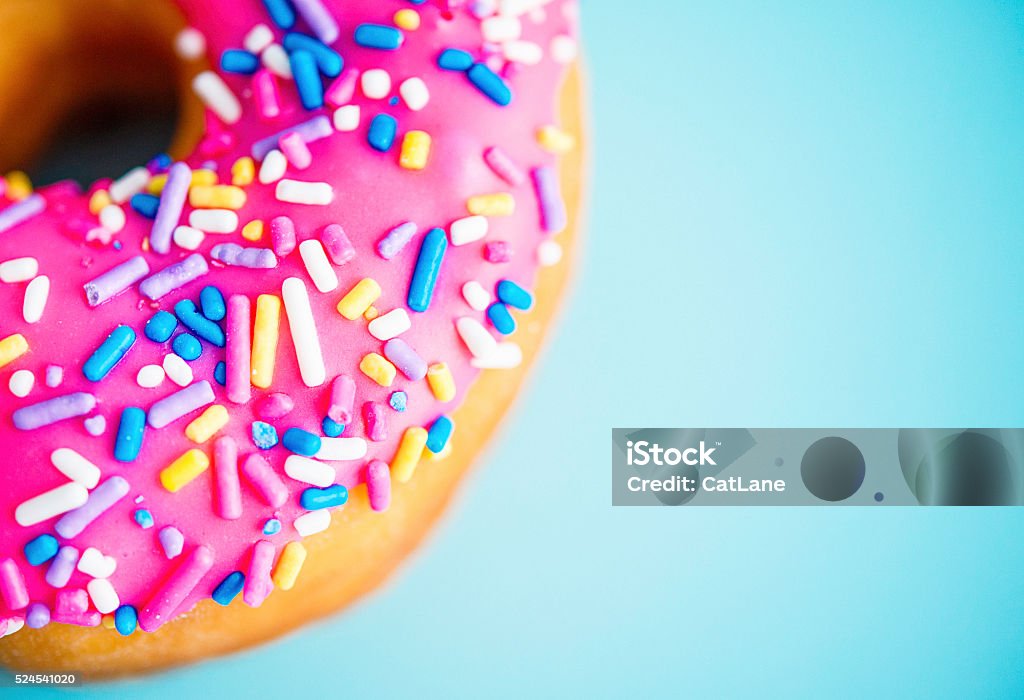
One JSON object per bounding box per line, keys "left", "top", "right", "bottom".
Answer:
{"left": 0, "top": 0, "right": 203, "bottom": 186}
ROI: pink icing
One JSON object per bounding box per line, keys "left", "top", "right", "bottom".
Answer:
{"left": 0, "top": 0, "right": 577, "bottom": 634}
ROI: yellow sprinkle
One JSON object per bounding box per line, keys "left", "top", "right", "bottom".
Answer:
{"left": 231, "top": 157, "right": 256, "bottom": 186}
{"left": 88, "top": 190, "right": 112, "bottom": 215}
{"left": 399, "top": 130, "right": 431, "bottom": 170}
{"left": 252, "top": 294, "right": 281, "bottom": 389}
{"left": 363, "top": 305, "right": 380, "bottom": 321}
{"left": 0, "top": 333, "right": 28, "bottom": 369}
{"left": 160, "top": 449, "right": 210, "bottom": 493}
{"left": 467, "top": 193, "right": 515, "bottom": 217}
{"left": 426, "top": 362, "right": 456, "bottom": 402}
{"left": 4, "top": 171, "right": 32, "bottom": 200}
{"left": 537, "top": 124, "right": 576, "bottom": 154}
{"left": 393, "top": 8, "right": 420, "bottom": 30}
{"left": 360, "top": 353, "right": 397, "bottom": 387}
{"left": 423, "top": 438, "right": 453, "bottom": 462}
{"left": 185, "top": 404, "right": 229, "bottom": 444}
{"left": 146, "top": 168, "right": 217, "bottom": 195}
{"left": 189, "top": 185, "right": 247, "bottom": 210}
{"left": 242, "top": 219, "right": 264, "bottom": 241}
{"left": 337, "top": 278, "right": 381, "bottom": 320}
{"left": 271, "top": 541, "right": 307, "bottom": 591}
{"left": 101, "top": 614, "right": 116, "bottom": 630}
{"left": 392, "top": 427, "right": 428, "bottom": 483}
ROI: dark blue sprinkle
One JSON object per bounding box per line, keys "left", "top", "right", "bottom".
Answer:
{"left": 172, "top": 333, "right": 202, "bottom": 361}
{"left": 214, "top": 361, "right": 227, "bottom": 386}
{"left": 130, "top": 193, "right": 160, "bottom": 219}
{"left": 144, "top": 310, "right": 177, "bottom": 343}
{"left": 114, "top": 605, "right": 138, "bottom": 636}
{"left": 212, "top": 571, "right": 245, "bottom": 606}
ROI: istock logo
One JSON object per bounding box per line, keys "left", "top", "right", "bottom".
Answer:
{"left": 626, "top": 440, "right": 717, "bottom": 467}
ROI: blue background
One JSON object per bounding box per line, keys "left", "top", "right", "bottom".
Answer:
{"left": 15, "top": 1, "right": 1024, "bottom": 697}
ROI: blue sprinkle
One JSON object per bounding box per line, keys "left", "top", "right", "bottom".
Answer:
{"left": 354, "top": 24, "right": 404, "bottom": 51}
{"left": 496, "top": 279, "right": 533, "bottom": 310}
{"left": 368, "top": 114, "right": 398, "bottom": 152}
{"left": 199, "top": 286, "right": 226, "bottom": 321}
{"left": 114, "top": 605, "right": 138, "bottom": 636}
{"left": 426, "top": 416, "right": 454, "bottom": 454}
{"left": 263, "top": 519, "right": 282, "bottom": 536}
{"left": 150, "top": 153, "right": 173, "bottom": 170}
{"left": 408, "top": 0, "right": 427, "bottom": 4}
{"left": 252, "top": 421, "right": 279, "bottom": 449}
{"left": 389, "top": 391, "right": 408, "bottom": 412}
{"left": 389, "top": 96, "right": 400, "bottom": 106}
{"left": 486, "top": 302, "right": 516, "bottom": 335}
{"left": 212, "top": 571, "right": 245, "bottom": 606}
{"left": 467, "top": 63, "right": 512, "bottom": 106}
{"left": 438, "top": 48, "right": 473, "bottom": 72}
{"left": 144, "top": 310, "right": 177, "bottom": 343}
{"left": 113, "top": 241, "right": 123, "bottom": 251}
{"left": 114, "top": 407, "right": 147, "bottom": 462}
{"left": 262, "top": 0, "right": 295, "bottom": 29}
{"left": 322, "top": 416, "right": 345, "bottom": 437}
{"left": 407, "top": 227, "right": 448, "bottom": 312}
{"left": 23, "top": 534, "right": 59, "bottom": 566}
{"left": 290, "top": 49, "right": 324, "bottom": 110}
{"left": 174, "top": 299, "right": 225, "bottom": 347}
{"left": 282, "top": 427, "right": 322, "bottom": 456}
{"left": 221, "top": 48, "right": 260, "bottom": 74}
{"left": 300, "top": 484, "right": 348, "bottom": 510}
{"left": 133, "top": 509, "right": 154, "bottom": 529}
{"left": 83, "top": 325, "right": 136, "bottom": 382}
{"left": 214, "top": 361, "right": 227, "bottom": 386}
{"left": 172, "top": 333, "right": 203, "bottom": 361}
{"left": 283, "top": 32, "right": 343, "bottom": 78}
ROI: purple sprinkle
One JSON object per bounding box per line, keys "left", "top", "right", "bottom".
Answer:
{"left": 483, "top": 146, "right": 526, "bottom": 186}
{"left": 251, "top": 116, "right": 333, "bottom": 160}
{"left": 383, "top": 338, "right": 428, "bottom": 380}
{"left": 25, "top": 602, "right": 50, "bottom": 629}
{"left": 83, "top": 414, "right": 107, "bottom": 436}
{"left": 54, "top": 476, "right": 130, "bottom": 539}
{"left": 45, "top": 546, "right": 79, "bottom": 587}
{"left": 293, "top": 0, "right": 340, "bottom": 44}
{"left": 45, "top": 365, "right": 63, "bottom": 388}
{"left": 12, "top": 392, "right": 96, "bottom": 430}
{"left": 0, "top": 193, "right": 46, "bottom": 234}
{"left": 149, "top": 162, "right": 191, "bottom": 254}
{"left": 83, "top": 255, "right": 151, "bottom": 307}
{"left": 147, "top": 380, "right": 215, "bottom": 428}
{"left": 158, "top": 526, "right": 185, "bottom": 559}
{"left": 211, "top": 243, "right": 278, "bottom": 269}
{"left": 377, "top": 221, "right": 418, "bottom": 260}
{"left": 139, "top": 253, "right": 209, "bottom": 300}
{"left": 531, "top": 166, "right": 567, "bottom": 234}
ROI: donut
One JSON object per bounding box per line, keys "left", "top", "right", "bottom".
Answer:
{"left": 0, "top": 0, "right": 582, "bottom": 677}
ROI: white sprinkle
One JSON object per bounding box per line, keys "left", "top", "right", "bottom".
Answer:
{"left": 399, "top": 77, "right": 430, "bottom": 111}
{"left": 8, "top": 369, "right": 33, "bottom": 397}
{"left": 163, "top": 353, "right": 194, "bottom": 387}
{"left": 3, "top": 618, "right": 24, "bottom": 637}
{"left": 173, "top": 225, "right": 205, "bottom": 251}
{"left": 455, "top": 317, "right": 499, "bottom": 358}
{"left": 276, "top": 179, "right": 333, "bottom": 206}
{"left": 294, "top": 509, "right": 331, "bottom": 537}
{"left": 188, "top": 209, "right": 238, "bottom": 233}
{"left": 174, "top": 27, "right": 206, "bottom": 60}
{"left": 87, "top": 578, "right": 120, "bottom": 615}
{"left": 51, "top": 448, "right": 101, "bottom": 490}
{"left": 0, "top": 257, "right": 38, "bottom": 283}
{"left": 192, "top": 71, "right": 242, "bottom": 125}
{"left": 316, "top": 437, "right": 368, "bottom": 461}
{"left": 109, "top": 167, "right": 150, "bottom": 203}
{"left": 450, "top": 216, "right": 489, "bottom": 246}
{"left": 14, "top": 482, "right": 89, "bottom": 527}
{"left": 333, "top": 105, "right": 361, "bottom": 132}
{"left": 470, "top": 341, "right": 523, "bottom": 369}
{"left": 499, "top": 0, "right": 551, "bottom": 17}
{"left": 262, "top": 43, "right": 293, "bottom": 79}
{"left": 550, "top": 34, "right": 577, "bottom": 63}
{"left": 281, "top": 277, "right": 327, "bottom": 387}
{"left": 368, "top": 308, "right": 411, "bottom": 340}
{"left": 23, "top": 275, "right": 49, "bottom": 324}
{"left": 99, "top": 204, "right": 126, "bottom": 233}
{"left": 78, "top": 547, "right": 116, "bottom": 578}
{"left": 462, "top": 281, "right": 491, "bottom": 311}
{"left": 503, "top": 40, "right": 543, "bottom": 65}
{"left": 481, "top": 15, "right": 522, "bottom": 43}
{"left": 45, "top": 365, "right": 63, "bottom": 388}
{"left": 259, "top": 149, "right": 288, "bottom": 184}
{"left": 298, "top": 240, "right": 339, "bottom": 293}
{"left": 137, "top": 364, "right": 166, "bottom": 389}
{"left": 361, "top": 69, "right": 391, "bottom": 99}
{"left": 284, "top": 455, "right": 336, "bottom": 487}
{"left": 244, "top": 24, "right": 275, "bottom": 54}
{"left": 537, "top": 239, "right": 563, "bottom": 266}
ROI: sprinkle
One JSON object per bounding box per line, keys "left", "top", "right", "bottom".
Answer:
{"left": 9, "top": 369, "right": 32, "bottom": 397}
{"left": 26, "top": 602, "right": 50, "bottom": 628}
{"left": 215, "top": 361, "right": 227, "bottom": 385}
{"left": 377, "top": 221, "right": 417, "bottom": 259}
{"left": 87, "top": 578, "right": 120, "bottom": 614}
{"left": 259, "top": 149, "right": 288, "bottom": 184}
{"left": 175, "top": 299, "right": 226, "bottom": 346}
{"left": 407, "top": 227, "right": 448, "bottom": 311}
{"left": 45, "top": 546, "right": 79, "bottom": 588}
{"left": 322, "top": 416, "right": 344, "bottom": 437}
{"left": 363, "top": 401, "right": 388, "bottom": 441}
{"left": 537, "top": 125, "right": 575, "bottom": 154}
{"left": 282, "top": 428, "right": 323, "bottom": 459}
{"left": 481, "top": 14, "right": 522, "bottom": 42}
{"left": 83, "top": 415, "right": 107, "bottom": 436}
{"left": 467, "top": 63, "right": 512, "bottom": 105}
{"left": 108, "top": 167, "right": 149, "bottom": 203}
{"left": 137, "top": 365, "right": 165, "bottom": 388}
{"left": 145, "top": 310, "right": 178, "bottom": 342}
{"left": 398, "top": 77, "right": 429, "bottom": 111}
{"left": 485, "top": 240, "right": 512, "bottom": 262}
{"left": 470, "top": 341, "right": 522, "bottom": 369}
{"left": 211, "top": 243, "right": 279, "bottom": 269}
{"left": 114, "top": 407, "right": 147, "bottom": 462}
{"left": 325, "top": 67, "right": 360, "bottom": 107}
{"left": 360, "top": 353, "right": 397, "bottom": 387}
{"left": 251, "top": 421, "right": 280, "bottom": 450}
{"left": 267, "top": 216, "right": 297, "bottom": 257}
{"left": 0, "top": 256, "right": 38, "bottom": 282}
{"left": 389, "top": 391, "right": 407, "bottom": 411}
{"left": 137, "top": 545, "right": 214, "bottom": 632}
{"left": 462, "top": 281, "right": 491, "bottom": 311}
{"left": 163, "top": 353, "right": 194, "bottom": 386}
{"left": 455, "top": 317, "right": 498, "bottom": 358}
{"left": 189, "top": 208, "right": 239, "bottom": 233}
{"left": 252, "top": 294, "right": 282, "bottom": 388}
{"left": 147, "top": 168, "right": 216, "bottom": 195}
{"left": 276, "top": 179, "right": 333, "bottom": 205}
{"left": 293, "top": 0, "right": 340, "bottom": 43}
{"left": 159, "top": 527, "right": 185, "bottom": 559}
{"left": 88, "top": 190, "right": 111, "bottom": 214}
{"left": 148, "top": 380, "right": 215, "bottom": 429}
{"left": 51, "top": 448, "right": 101, "bottom": 489}
{"left": 139, "top": 253, "right": 209, "bottom": 301}
{"left": 172, "top": 333, "right": 202, "bottom": 361}
{"left": 244, "top": 541, "right": 276, "bottom": 607}
{"left": 272, "top": 541, "right": 307, "bottom": 591}
{"left": 0, "top": 560, "right": 29, "bottom": 610}
{"left": 193, "top": 71, "right": 242, "bottom": 124}
{"left": 399, "top": 130, "right": 432, "bottom": 170}
{"left": 366, "top": 460, "right": 392, "bottom": 511}
{"left": 449, "top": 216, "right": 488, "bottom": 248}
{"left": 532, "top": 165, "right": 567, "bottom": 233}
{"left": 483, "top": 146, "right": 526, "bottom": 186}
{"left": 214, "top": 296, "right": 250, "bottom": 406}
{"left": 364, "top": 305, "right": 380, "bottom": 320}
{"left": 198, "top": 286, "right": 227, "bottom": 322}
{"left": 251, "top": 115, "right": 333, "bottom": 160}
{"left": 367, "top": 114, "right": 398, "bottom": 152}
{"left": 368, "top": 308, "right": 411, "bottom": 340}
{"left": 174, "top": 26, "right": 206, "bottom": 59}
{"left": 438, "top": 48, "right": 474, "bottom": 72}
{"left": 114, "top": 605, "right": 138, "bottom": 636}
{"left": 294, "top": 509, "right": 331, "bottom": 536}
{"left": 83, "top": 255, "right": 151, "bottom": 306}
{"left": 0, "top": 333, "right": 28, "bottom": 369}
{"left": 427, "top": 362, "right": 456, "bottom": 402}
{"left": 383, "top": 338, "right": 427, "bottom": 380}
{"left": 45, "top": 365, "right": 63, "bottom": 387}
{"left": 280, "top": 131, "right": 313, "bottom": 170}
{"left": 212, "top": 571, "right": 245, "bottom": 606}
{"left": 487, "top": 302, "right": 516, "bottom": 335}
{"left": 333, "top": 104, "right": 361, "bottom": 131}
{"left": 185, "top": 405, "right": 229, "bottom": 444}
{"left": 53, "top": 476, "right": 129, "bottom": 538}
{"left": 282, "top": 277, "right": 327, "bottom": 386}
{"left": 391, "top": 427, "right": 428, "bottom": 483}
{"left": 13, "top": 392, "right": 97, "bottom": 430}
{"left": 337, "top": 278, "right": 381, "bottom": 319}
{"left": 242, "top": 219, "right": 264, "bottom": 241}
{"left": 190, "top": 184, "right": 246, "bottom": 210}
{"left": 426, "top": 416, "right": 454, "bottom": 454}
{"left": 262, "top": 43, "right": 293, "bottom": 78}
{"left": 354, "top": 24, "right": 404, "bottom": 50}
{"left": 393, "top": 8, "right": 420, "bottom": 31}
{"left": 467, "top": 193, "right": 514, "bottom": 217}
{"left": 160, "top": 449, "right": 210, "bottom": 493}
{"left": 52, "top": 588, "right": 100, "bottom": 627}
{"left": 551, "top": 34, "right": 578, "bottom": 63}
{"left": 299, "top": 240, "right": 339, "bottom": 292}
{"left": 242, "top": 453, "right": 288, "bottom": 507}
{"left": 213, "top": 436, "right": 242, "bottom": 520}
{"left": 283, "top": 31, "right": 342, "bottom": 76}
{"left": 320, "top": 224, "right": 355, "bottom": 265}
{"left": 253, "top": 69, "right": 283, "bottom": 121}
{"left": 299, "top": 484, "right": 347, "bottom": 510}
{"left": 133, "top": 509, "right": 154, "bottom": 529}
{"left": 284, "top": 455, "right": 335, "bottom": 487}
{"left": 316, "top": 436, "right": 367, "bottom": 461}
{"left": 24, "top": 534, "right": 59, "bottom": 566}
{"left": 262, "top": 0, "right": 295, "bottom": 29}
{"left": 504, "top": 39, "right": 543, "bottom": 65}
{"left": 220, "top": 48, "right": 259, "bottom": 74}
{"left": 291, "top": 50, "right": 324, "bottom": 110}
{"left": 323, "top": 375, "right": 356, "bottom": 425}
{"left": 130, "top": 193, "right": 160, "bottom": 218}
{"left": 22, "top": 275, "right": 49, "bottom": 324}
{"left": 496, "top": 279, "right": 533, "bottom": 310}
{"left": 245, "top": 24, "right": 275, "bottom": 54}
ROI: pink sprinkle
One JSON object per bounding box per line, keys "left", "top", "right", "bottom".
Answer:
{"left": 484, "top": 241, "right": 512, "bottom": 263}
{"left": 483, "top": 146, "right": 526, "bottom": 186}
{"left": 243, "top": 540, "right": 275, "bottom": 608}
{"left": 214, "top": 436, "right": 242, "bottom": 520}
{"left": 242, "top": 453, "right": 289, "bottom": 507}
{"left": 257, "top": 393, "right": 295, "bottom": 419}
{"left": 325, "top": 67, "right": 360, "bottom": 108}
{"left": 363, "top": 401, "right": 388, "bottom": 442}
{"left": 279, "top": 132, "right": 312, "bottom": 170}
{"left": 198, "top": 111, "right": 237, "bottom": 157}
{"left": 366, "top": 460, "right": 391, "bottom": 512}
{"left": 52, "top": 589, "right": 100, "bottom": 627}
{"left": 137, "top": 545, "right": 215, "bottom": 632}
{"left": 0, "top": 558, "right": 29, "bottom": 610}
{"left": 225, "top": 295, "right": 252, "bottom": 404}
{"left": 253, "top": 69, "right": 282, "bottom": 121}
{"left": 270, "top": 215, "right": 297, "bottom": 257}
{"left": 329, "top": 375, "right": 356, "bottom": 424}
{"left": 320, "top": 224, "right": 355, "bottom": 265}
